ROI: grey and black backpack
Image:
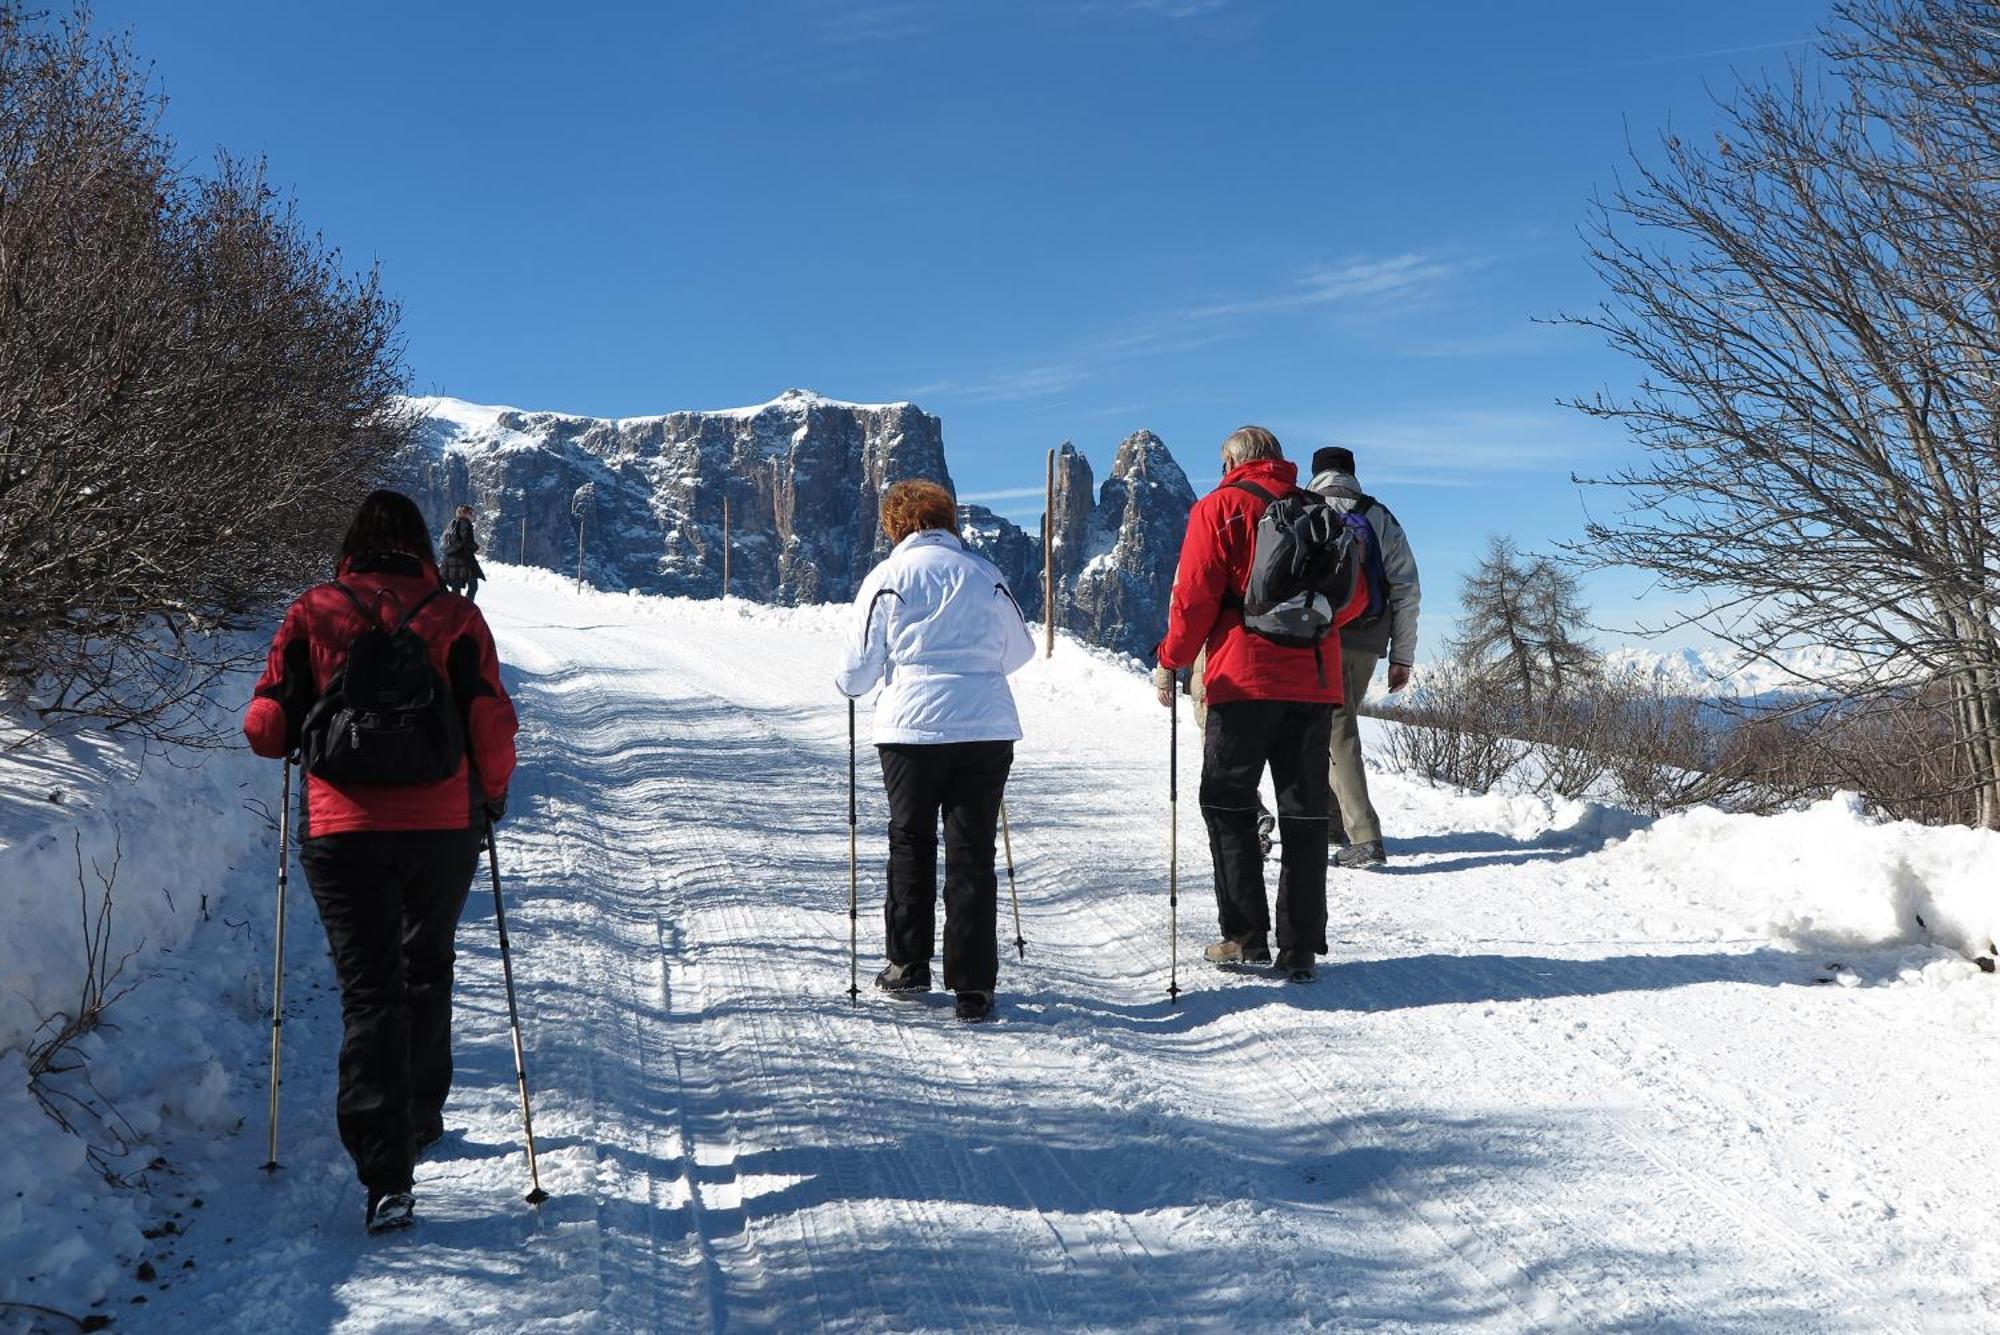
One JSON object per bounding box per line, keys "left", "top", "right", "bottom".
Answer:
{"left": 1226, "top": 480, "right": 1363, "bottom": 674}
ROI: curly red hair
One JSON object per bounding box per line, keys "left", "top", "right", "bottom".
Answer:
{"left": 880, "top": 480, "right": 957, "bottom": 545}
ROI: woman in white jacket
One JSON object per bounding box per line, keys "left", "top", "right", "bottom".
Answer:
{"left": 835, "top": 480, "right": 1037, "bottom": 1022}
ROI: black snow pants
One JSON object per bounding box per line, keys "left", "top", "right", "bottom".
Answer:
{"left": 1199, "top": 700, "right": 1336, "bottom": 959}
{"left": 878, "top": 740, "right": 1014, "bottom": 995}
{"left": 300, "top": 827, "right": 483, "bottom": 1194}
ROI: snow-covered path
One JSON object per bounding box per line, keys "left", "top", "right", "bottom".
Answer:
{"left": 110, "top": 568, "right": 2000, "bottom": 1332}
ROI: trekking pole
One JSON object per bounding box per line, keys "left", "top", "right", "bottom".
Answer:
{"left": 262, "top": 758, "right": 293, "bottom": 1172}
{"left": 999, "top": 800, "right": 1025, "bottom": 959}
{"left": 1168, "top": 678, "right": 1182, "bottom": 1006}
{"left": 486, "top": 817, "right": 550, "bottom": 1205}
{"left": 847, "top": 699, "right": 861, "bottom": 1005}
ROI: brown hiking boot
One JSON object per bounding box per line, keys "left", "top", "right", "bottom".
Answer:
{"left": 1202, "top": 940, "right": 1272, "bottom": 966}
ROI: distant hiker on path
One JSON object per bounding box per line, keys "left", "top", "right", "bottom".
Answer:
{"left": 836, "top": 480, "right": 1037, "bottom": 1023}
{"left": 243, "top": 489, "right": 519, "bottom": 1233}
{"left": 1153, "top": 426, "right": 1369, "bottom": 982}
{"left": 441, "top": 503, "right": 484, "bottom": 602}
{"left": 1306, "top": 446, "right": 1421, "bottom": 869}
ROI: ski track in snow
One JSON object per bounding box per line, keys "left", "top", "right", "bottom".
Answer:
{"left": 82, "top": 568, "right": 2000, "bottom": 1333}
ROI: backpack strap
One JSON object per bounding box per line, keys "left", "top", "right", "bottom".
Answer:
{"left": 1219, "top": 482, "right": 1275, "bottom": 612}
{"left": 326, "top": 580, "right": 379, "bottom": 629}
{"left": 327, "top": 580, "right": 441, "bottom": 635}
{"left": 391, "top": 588, "right": 443, "bottom": 635}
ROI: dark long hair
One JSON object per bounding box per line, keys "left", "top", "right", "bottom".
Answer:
{"left": 339, "top": 489, "right": 436, "bottom": 565}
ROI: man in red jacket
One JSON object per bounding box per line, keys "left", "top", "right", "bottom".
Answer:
{"left": 1154, "top": 426, "right": 1358, "bottom": 981}
{"left": 244, "top": 490, "right": 518, "bottom": 1233}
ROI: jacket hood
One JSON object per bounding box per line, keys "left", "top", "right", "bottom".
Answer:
{"left": 892, "top": 528, "right": 966, "bottom": 555}
{"left": 1219, "top": 458, "right": 1299, "bottom": 493}
{"left": 337, "top": 551, "right": 444, "bottom": 584}
{"left": 1307, "top": 469, "right": 1362, "bottom": 496}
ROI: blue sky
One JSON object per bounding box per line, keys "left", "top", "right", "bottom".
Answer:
{"left": 99, "top": 0, "right": 1833, "bottom": 646}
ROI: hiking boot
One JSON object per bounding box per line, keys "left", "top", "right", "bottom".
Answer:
{"left": 1256, "top": 811, "right": 1276, "bottom": 859}
{"left": 1203, "top": 940, "right": 1273, "bottom": 966}
{"left": 365, "top": 1190, "right": 416, "bottom": 1235}
{"left": 874, "top": 963, "right": 931, "bottom": 994}
{"left": 1276, "top": 950, "right": 1317, "bottom": 983}
{"left": 955, "top": 991, "right": 993, "bottom": 1023}
{"left": 1335, "top": 839, "right": 1387, "bottom": 870}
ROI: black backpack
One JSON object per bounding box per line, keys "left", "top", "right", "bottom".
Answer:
{"left": 1227, "top": 480, "right": 1364, "bottom": 655}
{"left": 301, "top": 583, "right": 465, "bottom": 786}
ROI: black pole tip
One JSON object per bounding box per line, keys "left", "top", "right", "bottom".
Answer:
{"left": 525, "top": 1187, "right": 550, "bottom": 1206}
{"left": 1014, "top": 939, "right": 1026, "bottom": 959}
{"left": 261, "top": 1161, "right": 281, "bottom": 1174}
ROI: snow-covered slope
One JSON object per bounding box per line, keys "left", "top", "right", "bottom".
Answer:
{"left": 6, "top": 566, "right": 2000, "bottom": 1331}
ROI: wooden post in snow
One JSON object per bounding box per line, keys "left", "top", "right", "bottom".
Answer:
{"left": 1043, "top": 448, "right": 1056, "bottom": 658}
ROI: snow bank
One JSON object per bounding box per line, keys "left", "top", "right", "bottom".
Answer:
{"left": 0, "top": 655, "right": 279, "bottom": 1318}
{"left": 1601, "top": 792, "right": 2000, "bottom": 960}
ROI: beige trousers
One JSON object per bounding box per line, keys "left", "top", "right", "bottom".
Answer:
{"left": 1328, "top": 648, "right": 1381, "bottom": 844}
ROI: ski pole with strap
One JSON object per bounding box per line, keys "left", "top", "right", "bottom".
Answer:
{"left": 847, "top": 698, "right": 860, "bottom": 1005}
{"left": 1168, "top": 675, "right": 1181, "bottom": 1005}
{"left": 487, "top": 816, "right": 550, "bottom": 1204}
{"left": 262, "top": 757, "right": 293, "bottom": 1172}
{"left": 999, "top": 799, "right": 1025, "bottom": 959}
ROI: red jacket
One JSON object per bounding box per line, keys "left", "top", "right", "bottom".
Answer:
{"left": 1157, "top": 458, "right": 1368, "bottom": 707}
{"left": 243, "top": 553, "right": 519, "bottom": 836}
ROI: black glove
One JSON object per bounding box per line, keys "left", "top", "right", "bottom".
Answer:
{"left": 482, "top": 790, "right": 508, "bottom": 826}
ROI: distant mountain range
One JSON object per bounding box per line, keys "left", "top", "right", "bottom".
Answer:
{"left": 1600, "top": 644, "right": 1864, "bottom": 703}
{"left": 398, "top": 391, "right": 1195, "bottom": 660}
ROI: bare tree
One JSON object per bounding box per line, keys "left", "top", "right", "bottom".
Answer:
{"left": 0, "top": 6, "right": 411, "bottom": 743}
{"left": 1560, "top": 0, "right": 2000, "bottom": 827}
{"left": 1452, "top": 536, "right": 1597, "bottom": 716}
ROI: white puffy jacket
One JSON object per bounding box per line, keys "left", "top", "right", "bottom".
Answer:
{"left": 835, "top": 529, "right": 1037, "bottom": 745}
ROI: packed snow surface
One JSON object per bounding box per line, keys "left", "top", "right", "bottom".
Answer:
{"left": 6, "top": 564, "right": 2000, "bottom": 1331}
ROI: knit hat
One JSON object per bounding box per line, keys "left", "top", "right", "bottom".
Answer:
{"left": 1311, "top": 446, "right": 1356, "bottom": 477}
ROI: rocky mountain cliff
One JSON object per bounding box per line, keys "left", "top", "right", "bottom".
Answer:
{"left": 401, "top": 390, "right": 952, "bottom": 604}
{"left": 1041, "top": 433, "right": 1196, "bottom": 659}
{"left": 400, "top": 392, "right": 1196, "bottom": 660}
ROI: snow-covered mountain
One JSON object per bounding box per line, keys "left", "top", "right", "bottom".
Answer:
{"left": 1601, "top": 644, "right": 1865, "bottom": 702}
{"left": 400, "top": 393, "right": 1194, "bottom": 658}
{"left": 401, "top": 390, "right": 952, "bottom": 606}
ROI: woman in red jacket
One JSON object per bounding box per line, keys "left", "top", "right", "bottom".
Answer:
{"left": 244, "top": 489, "right": 518, "bottom": 1233}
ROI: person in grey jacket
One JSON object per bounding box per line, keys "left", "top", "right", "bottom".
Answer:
{"left": 1307, "top": 446, "right": 1420, "bottom": 868}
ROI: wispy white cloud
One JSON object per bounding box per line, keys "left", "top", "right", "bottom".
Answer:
{"left": 912, "top": 250, "right": 1475, "bottom": 410}
{"left": 1582, "top": 37, "right": 1814, "bottom": 72}
{"left": 958, "top": 485, "right": 1052, "bottom": 503}
{"left": 813, "top": 1, "right": 939, "bottom": 44}
{"left": 1119, "top": 0, "right": 1232, "bottom": 16}
{"left": 907, "top": 363, "right": 1094, "bottom": 405}
{"left": 1281, "top": 408, "right": 1619, "bottom": 487}
{"left": 1183, "top": 253, "right": 1472, "bottom": 321}
{"left": 1402, "top": 321, "right": 1578, "bottom": 360}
